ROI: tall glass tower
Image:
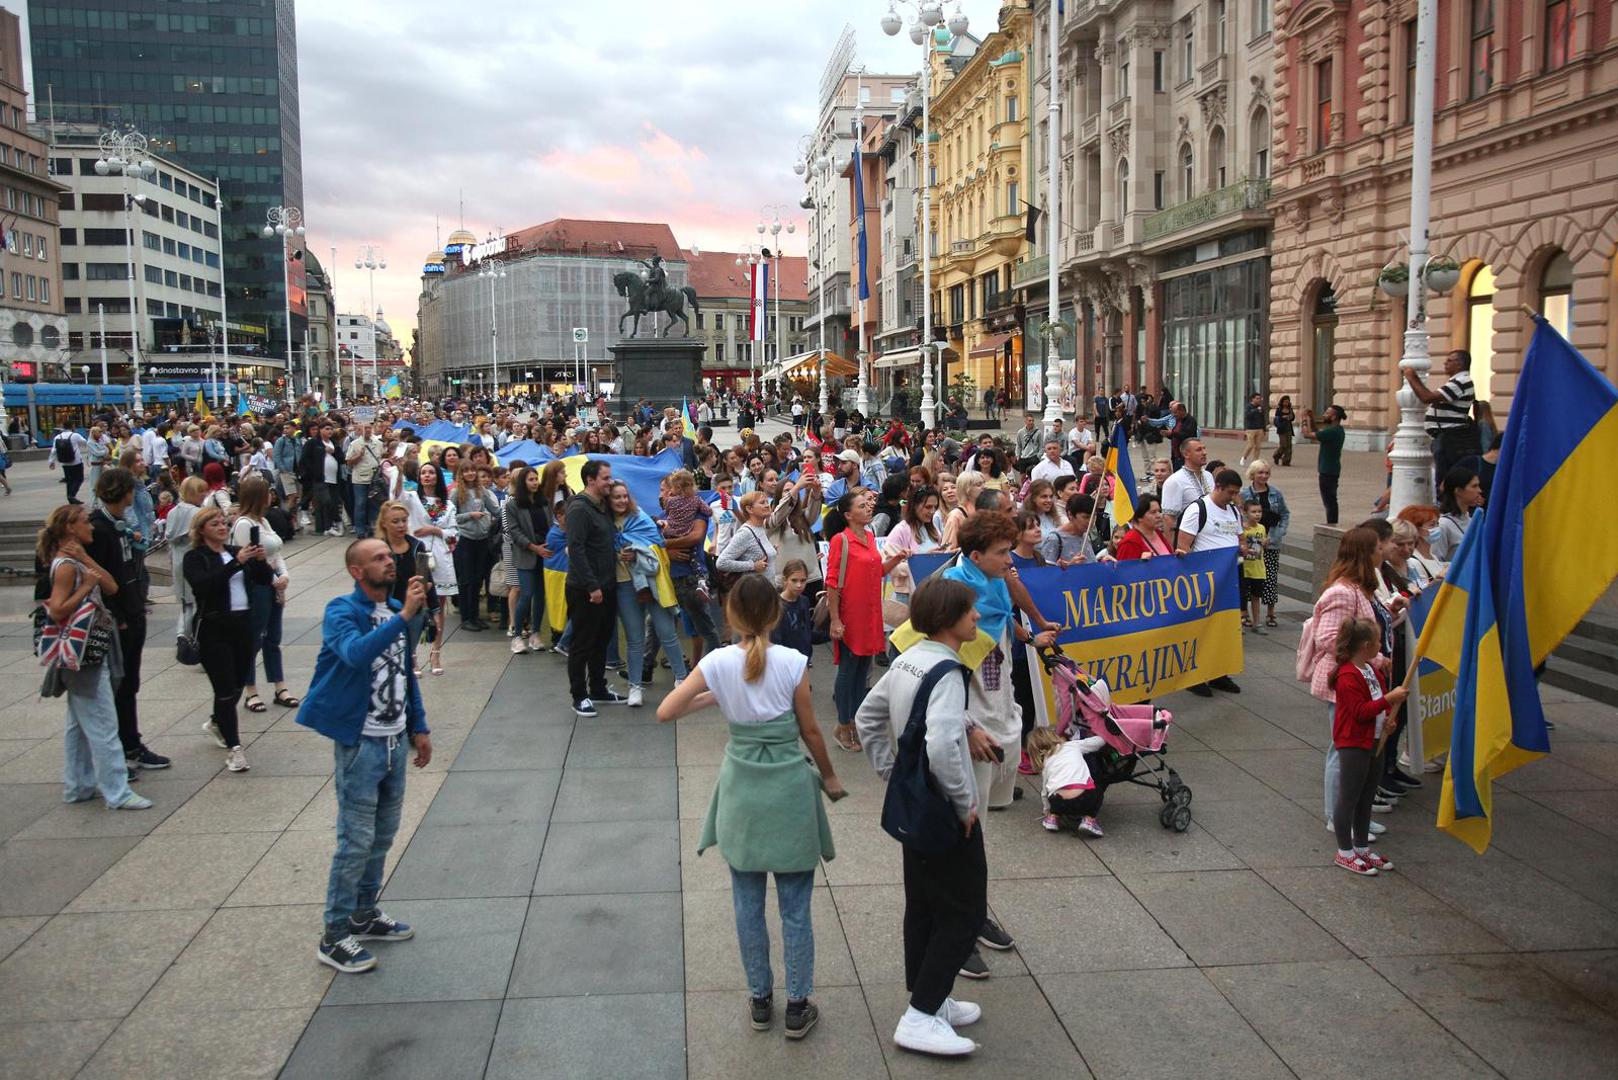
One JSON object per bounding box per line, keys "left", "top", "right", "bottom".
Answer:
{"left": 28, "top": 0, "right": 306, "bottom": 366}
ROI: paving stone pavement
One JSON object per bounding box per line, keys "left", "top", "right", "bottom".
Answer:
{"left": 0, "top": 530, "right": 1617, "bottom": 1078}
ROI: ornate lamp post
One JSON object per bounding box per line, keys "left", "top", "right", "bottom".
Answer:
{"left": 757, "top": 206, "right": 796, "bottom": 401}
{"left": 353, "top": 244, "right": 385, "bottom": 396}
{"left": 95, "top": 126, "right": 156, "bottom": 417}
{"left": 477, "top": 259, "right": 506, "bottom": 396}
{"left": 262, "top": 206, "right": 306, "bottom": 406}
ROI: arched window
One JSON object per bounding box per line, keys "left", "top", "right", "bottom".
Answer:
{"left": 1118, "top": 159, "right": 1130, "bottom": 217}
{"left": 1250, "top": 108, "right": 1270, "bottom": 178}
{"left": 1207, "top": 127, "right": 1226, "bottom": 189}
{"left": 1179, "top": 143, "right": 1195, "bottom": 200}
{"left": 1539, "top": 250, "right": 1574, "bottom": 337}
{"left": 1467, "top": 264, "right": 1496, "bottom": 403}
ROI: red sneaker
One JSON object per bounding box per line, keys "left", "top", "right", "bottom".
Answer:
{"left": 1360, "top": 851, "right": 1395, "bottom": 873}
{"left": 1334, "top": 851, "right": 1378, "bottom": 876}
{"left": 1017, "top": 751, "right": 1036, "bottom": 776}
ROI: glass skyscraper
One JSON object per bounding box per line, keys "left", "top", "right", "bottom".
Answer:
{"left": 28, "top": 0, "right": 306, "bottom": 365}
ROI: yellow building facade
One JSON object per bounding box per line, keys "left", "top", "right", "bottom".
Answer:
{"left": 927, "top": 1, "right": 1034, "bottom": 402}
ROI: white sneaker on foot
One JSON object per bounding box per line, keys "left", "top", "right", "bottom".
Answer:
{"left": 509, "top": 635, "right": 528, "bottom": 655}
{"left": 527, "top": 633, "right": 546, "bottom": 652}
{"left": 894, "top": 1008, "right": 976, "bottom": 1056}
{"left": 626, "top": 685, "right": 644, "bottom": 708}
{"left": 202, "top": 718, "right": 227, "bottom": 748}
{"left": 226, "top": 746, "right": 249, "bottom": 772}
{"left": 940, "top": 998, "right": 981, "bottom": 1026}
{"left": 109, "top": 792, "right": 153, "bottom": 811}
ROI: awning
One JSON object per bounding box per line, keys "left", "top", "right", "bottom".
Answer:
{"left": 969, "top": 332, "right": 1012, "bottom": 357}
{"left": 874, "top": 348, "right": 924, "bottom": 369}
{"left": 782, "top": 351, "right": 856, "bottom": 378}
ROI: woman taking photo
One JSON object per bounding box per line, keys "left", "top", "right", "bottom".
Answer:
{"left": 716, "top": 491, "right": 779, "bottom": 585}
{"left": 377, "top": 499, "right": 437, "bottom": 646}
{"left": 1431, "top": 466, "right": 1483, "bottom": 562}
{"left": 400, "top": 461, "right": 455, "bottom": 674}
{"left": 166, "top": 476, "right": 208, "bottom": 644}
{"left": 826, "top": 488, "right": 906, "bottom": 752}
{"left": 1240, "top": 461, "right": 1291, "bottom": 629}
{"left": 231, "top": 475, "right": 298, "bottom": 713}
{"left": 451, "top": 465, "right": 499, "bottom": 631}
{"left": 767, "top": 474, "right": 823, "bottom": 599}
{"left": 881, "top": 485, "right": 943, "bottom": 609}
{"left": 184, "top": 507, "right": 270, "bottom": 773}
{"left": 658, "top": 573, "right": 843, "bottom": 1040}
{"left": 609, "top": 480, "right": 688, "bottom": 704}
{"left": 39, "top": 505, "right": 148, "bottom": 810}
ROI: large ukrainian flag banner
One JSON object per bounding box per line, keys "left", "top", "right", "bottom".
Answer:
{"left": 1104, "top": 420, "right": 1137, "bottom": 525}
{"left": 1415, "top": 318, "right": 1618, "bottom": 852}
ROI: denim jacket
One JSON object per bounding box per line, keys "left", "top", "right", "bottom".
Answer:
{"left": 1239, "top": 483, "right": 1291, "bottom": 549}
{"left": 295, "top": 584, "right": 427, "bottom": 746}
{"left": 626, "top": 545, "right": 661, "bottom": 594}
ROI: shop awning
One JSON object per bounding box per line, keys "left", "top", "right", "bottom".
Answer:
{"left": 969, "top": 332, "right": 1012, "bottom": 357}
{"left": 782, "top": 351, "right": 856, "bottom": 378}
{"left": 874, "top": 348, "right": 923, "bottom": 369}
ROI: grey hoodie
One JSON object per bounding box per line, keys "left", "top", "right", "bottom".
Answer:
{"left": 855, "top": 639, "right": 978, "bottom": 822}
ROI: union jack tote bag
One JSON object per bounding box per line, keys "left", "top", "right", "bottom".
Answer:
{"left": 38, "top": 560, "right": 113, "bottom": 671}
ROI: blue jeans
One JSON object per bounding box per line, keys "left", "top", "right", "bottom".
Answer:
{"left": 350, "top": 484, "right": 374, "bottom": 538}
{"left": 247, "top": 584, "right": 285, "bottom": 686}
{"left": 324, "top": 734, "right": 408, "bottom": 936}
{"left": 617, "top": 583, "right": 689, "bottom": 684}
{"left": 514, "top": 568, "right": 541, "bottom": 636}
{"left": 62, "top": 665, "right": 135, "bottom": 807}
{"left": 730, "top": 866, "right": 815, "bottom": 1001}
{"left": 833, "top": 650, "right": 874, "bottom": 725}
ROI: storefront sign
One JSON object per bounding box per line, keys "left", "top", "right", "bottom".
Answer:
{"left": 462, "top": 236, "right": 510, "bottom": 265}
{"left": 145, "top": 361, "right": 217, "bottom": 380}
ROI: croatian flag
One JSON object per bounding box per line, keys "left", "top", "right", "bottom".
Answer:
{"left": 749, "top": 261, "right": 769, "bottom": 342}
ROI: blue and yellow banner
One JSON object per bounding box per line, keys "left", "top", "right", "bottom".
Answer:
{"left": 1104, "top": 420, "right": 1137, "bottom": 525}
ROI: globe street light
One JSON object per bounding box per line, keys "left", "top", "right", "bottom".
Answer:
{"left": 263, "top": 205, "right": 306, "bottom": 406}
{"left": 353, "top": 244, "right": 385, "bottom": 397}
{"left": 795, "top": 147, "right": 840, "bottom": 417}
{"left": 477, "top": 259, "right": 507, "bottom": 397}
{"left": 758, "top": 207, "right": 796, "bottom": 400}
{"left": 96, "top": 126, "right": 156, "bottom": 417}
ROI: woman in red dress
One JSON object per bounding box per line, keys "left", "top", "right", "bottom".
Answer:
{"left": 1114, "top": 494, "right": 1174, "bottom": 561}
{"left": 825, "top": 489, "right": 904, "bottom": 751}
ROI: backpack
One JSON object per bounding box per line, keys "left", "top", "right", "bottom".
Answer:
{"left": 54, "top": 432, "right": 75, "bottom": 462}
{"left": 880, "top": 658, "right": 972, "bottom": 854}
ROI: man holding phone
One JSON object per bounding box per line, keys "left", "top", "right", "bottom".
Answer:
{"left": 298, "top": 539, "right": 431, "bottom": 974}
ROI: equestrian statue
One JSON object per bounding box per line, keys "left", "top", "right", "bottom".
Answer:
{"left": 614, "top": 255, "right": 700, "bottom": 338}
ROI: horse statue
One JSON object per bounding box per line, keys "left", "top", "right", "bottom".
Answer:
{"left": 613, "top": 271, "right": 701, "bottom": 338}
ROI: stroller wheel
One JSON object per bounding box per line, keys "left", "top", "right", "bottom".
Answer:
{"left": 1158, "top": 804, "right": 1177, "bottom": 830}
{"left": 1171, "top": 805, "right": 1193, "bottom": 832}
{"left": 1171, "top": 786, "right": 1193, "bottom": 808}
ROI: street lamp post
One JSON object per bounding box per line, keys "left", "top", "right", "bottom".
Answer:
{"left": 757, "top": 206, "right": 795, "bottom": 402}
{"left": 795, "top": 148, "right": 838, "bottom": 418}
{"left": 1387, "top": 0, "right": 1438, "bottom": 518}
{"left": 353, "top": 245, "right": 385, "bottom": 398}
{"left": 882, "top": 1, "right": 966, "bottom": 431}
{"left": 212, "top": 177, "right": 229, "bottom": 409}
{"left": 1040, "top": 0, "right": 1064, "bottom": 431}
{"left": 95, "top": 126, "right": 156, "bottom": 417}
{"left": 735, "top": 242, "right": 763, "bottom": 393}
{"left": 262, "top": 205, "right": 306, "bottom": 407}
{"left": 477, "top": 259, "right": 506, "bottom": 397}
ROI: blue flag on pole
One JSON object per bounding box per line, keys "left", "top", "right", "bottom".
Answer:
{"left": 853, "top": 120, "right": 870, "bottom": 302}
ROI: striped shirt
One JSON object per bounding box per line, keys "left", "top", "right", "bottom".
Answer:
{"left": 1424, "top": 370, "right": 1475, "bottom": 436}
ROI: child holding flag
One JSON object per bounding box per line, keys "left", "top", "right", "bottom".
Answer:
{"left": 1331, "top": 618, "right": 1407, "bottom": 876}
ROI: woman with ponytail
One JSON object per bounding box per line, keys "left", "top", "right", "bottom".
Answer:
{"left": 658, "top": 573, "right": 846, "bottom": 1041}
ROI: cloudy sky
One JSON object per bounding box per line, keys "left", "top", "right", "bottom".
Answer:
{"left": 296, "top": 0, "right": 1007, "bottom": 344}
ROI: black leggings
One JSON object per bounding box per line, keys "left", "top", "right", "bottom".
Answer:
{"left": 452, "top": 535, "right": 491, "bottom": 623}
{"left": 199, "top": 611, "right": 254, "bottom": 748}
{"left": 1049, "top": 787, "right": 1106, "bottom": 818}
{"left": 902, "top": 828, "right": 988, "bottom": 1015}
{"left": 1333, "top": 746, "right": 1384, "bottom": 851}
{"left": 1319, "top": 473, "right": 1340, "bottom": 526}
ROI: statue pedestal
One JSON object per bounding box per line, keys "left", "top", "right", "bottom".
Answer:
{"left": 610, "top": 337, "right": 704, "bottom": 418}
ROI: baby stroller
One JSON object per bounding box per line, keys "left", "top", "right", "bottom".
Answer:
{"left": 1040, "top": 650, "right": 1194, "bottom": 832}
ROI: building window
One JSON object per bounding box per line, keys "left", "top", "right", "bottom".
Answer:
{"left": 25, "top": 275, "right": 35, "bottom": 301}
{"left": 62, "top": 263, "right": 79, "bottom": 280}
{"left": 948, "top": 284, "right": 965, "bottom": 324}
{"left": 1118, "top": 159, "right": 1130, "bottom": 216}
{"left": 1403, "top": 19, "right": 1418, "bottom": 123}
{"left": 1006, "top": 95, "right": 1018, "bottom": 123}
{"left": 1254, "top": 0, "right": 1271, "bottom": 36}
{"left": 1154, "top": 170, "right": 1166, "bottom": 209}
{"left": 1208, "top": 127, "right": 1226, "bottom": 188}
{"left": 1314, "top": 59, "right": 1333, "bottom": 151}
{"left": 1538, "top": 250, "right": 1573, "bottom": 337}
{"left": 10, "top": 273, "right": 18, "bottom": 299}
{"left": 1119, "top": 58, "right": 1130, "bottom": 96}
{"left": 1214, "top": 0, "right": 1226, "bottom": 48}
{"left": 1469, "top": 0, "right": 1494, "bottom": 99}
{"left": 715, "top": 343, "right": 724, "bottom": 363}
{"left": 1544, "top": 0, "right": 1572, "bottom": 72}
{"left": 1007, "top": 180, "right": 1019, "bottom": 217}
{"left": 1466, "top": 263, "right": 1496, "bottom": 403}
{"left": 1153, "top": 51, "right": 1165, "bottom": 92}
{"left": 1182, "top": 18, "right": 1195, "bottom": 79}
{"left": 714, "top": 313, "right": 724, "bottom": 331}
{"left": 1179, "top": 143, "right": 1195, "bottom": 200}
{"left": 1251, "top": 109, "right": 1270, "bottom": 177}
{"left": 40, "top": 279, "right": 49, "bottom": 303}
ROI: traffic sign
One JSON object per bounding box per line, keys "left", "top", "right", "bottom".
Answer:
{"left": 572, "top": 327, "right": 588, "bottom": 344}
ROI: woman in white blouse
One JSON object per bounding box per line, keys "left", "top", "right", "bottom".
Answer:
{"left": 230, "top": 474, "right": 298, "bottom": 712}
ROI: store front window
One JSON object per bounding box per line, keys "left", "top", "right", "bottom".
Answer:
{"left": 1161, "top": 258, "right": 1269, "bottom": 429}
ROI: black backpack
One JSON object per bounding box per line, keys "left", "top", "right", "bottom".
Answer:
{"left": 54, "top": 432, "right": 75, "bottom": 462}
{"left": 880, "top": 658, "right": 972, "bottom": 854}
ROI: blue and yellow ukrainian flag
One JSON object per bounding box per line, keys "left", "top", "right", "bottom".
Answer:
{"left": 1415, "top": 317, "right": 1618, "bottom": 852}
{"left": 542, "top": 527, "right": 570, "bottom": 634}
{"left": 1104, "top": 420, "right": 1137, "bottom": 525}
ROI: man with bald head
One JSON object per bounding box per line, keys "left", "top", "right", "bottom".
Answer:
{"left": 1161, "top": 437, "right": 1216, "bottom": 543}
{"left": 298, "top": 538, "right": 431, "bottom": 974}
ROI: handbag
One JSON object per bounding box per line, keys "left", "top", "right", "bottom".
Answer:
{"left": 880, "top": 659, "right": 972, "bottom": 854}
{"left": 811, "top": 529, "right": 852, "bottom": 632}
{"left": 712, "top": 526, "right": 764, "bottom": 597}
{"left": 176, "top": 605, "right": 201, "bottom": 666}
{"left": 37, "top": 561, "right": 114, "bottom": 671}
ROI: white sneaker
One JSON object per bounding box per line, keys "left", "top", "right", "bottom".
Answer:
{"left": 226, "top": 746, "right": 250, "bottom": 772}
{"left": 626, "top": 685, "right": 644, "bottom": 708}
{"left": 202, "top": 718, "right": 227, "bottom": 748}
{"left": 894, "top": 1008, "right": 976, "bottom": 1056}
{"left": 1327, "top": 819, "right": 1386, "bottom": 836}
{"left": 324, "top": 527, "right": 343, "bottom": 537}
{"left": 109, "top": 792, "right": 153, "bottom": 811}
{"left": 940, "top": 998, "right": 981, "bottom": 1026}
{"left": 509, "top": 635, "right": 528, "bottom": 655}
{"left": 527, "top": 633, "right": 546, "bottom": 652}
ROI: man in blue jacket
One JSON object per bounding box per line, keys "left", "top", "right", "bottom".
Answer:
{"left": 299, "top": 538, "right": 431, "bottom": 973}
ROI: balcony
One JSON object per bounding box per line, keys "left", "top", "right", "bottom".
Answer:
{"left": 950, "top": 239, "right": 973, "bottom": 255}
{"left": 1197, "top": 55, "right": 1228, "bottom": 97}
{"left": 1142, "top": 178, "right": 1272, "bottom": 242}
{"left": 984, "top": 288, "right": 1016, "bottom": 314}
{"left": 1080, "top": 114, "right": 1100, "bottom": 147}
{"left": 1107, "top": 96, "right": 1131, "bottom": 129}
{"left": 1067, "top": 0, "right": 1119, "bottom": 34}
{"left": 1011, "top": 254, "right": 1049, "bottom": 288}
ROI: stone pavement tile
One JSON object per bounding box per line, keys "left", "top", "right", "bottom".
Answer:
{"left": 1496, "top": 755, "right": 1612, "bottom": 793}
{"left": 14, "top": 775, "right": 209, "bottom": 839}
{"left": 508, "top": 892, "right": 684, "bottom": 998}
{"left": 0, "top": 739, "right": 86, "bottom": 783}
{"left": 1487, "top": 791, "right": 1618, "bottom": 909}
{"left": 123, "top": 731, "right": 233, "bottom": 781}
{"left": 280, "top": 999, "right": 502, "bottom": 1080}
{"left": 0, "top": 914, "right": 45, "bottom": 961}
{"left": 0, "top": 908, "right": 211, "bottom": 1023}
{"left": 821, "top": 811, "right": 914, "bottom": 886}
{"left": 224, "top": 828, "right": 338, "bottom": 907}
{"left": 987, "top": 877, "right": 1190, "bottom": 975}
{"left": 142, "top": 904, "right": 333, "bottom": 1013}
{"left": 383, "top": 822, "right": 548, "bottom": 900}
{"left": 149, "top": 773, "right": 326, "bottom": 835}
{"left": 686, "top": 985, "right": 883, "bottom": 1079}
{"left": 1085, "top": 806, "right": 1247, "bottom": 875}
{"left": 677, "top": 721, "right": 732, "bottom": 766}
{"left": 1122, "top": 869, "right": 1350, "bottom": 966}
{"left": 0, "top": 835, "right": 141, "bottom": 916}
{"left": 66, "top": 831, "right": 277, "bottom": 913}
{"left": 982, "top": 800, "right": 1113, "bottom": 876}
{"left": 416, "top": 723, "right": 472, "bottom": 772}
{"left": 533, "top": 819, "right": 681, "bottom": 895}
{"left": 1234, "top": 746, "right": 1331, "bottom": 803}
{"left": 323, "top": 897, "right": 528, "bottom": 1006}
{"left": 1188, "top": 793, "right": 1340, "bottom": 869}
{"left": 566, "top": 718, "right": 676, "bottom": 768}
{"left": 1044, "top": 968, "right": 1291, "bottom": 1080}
{"left": 449, "top": 720, "right": 575, "bottom": 772}
{"left": 234, "top": 730, "right": 339, "bottom": 776}
{"left": 1368, "top": 953, "right": 1618, "bottom": 1080}
{"left": 0, "top": 701, "right": 83, "bottom": 740}
{"left": 1165, "top": 698, "right": 1312, "bottom": 752}
{"left": 419, "top": 768, "right": 561, "bottom": 828}
{"left": 1117, "top": 749, "right": 1274, "bottom": 804}
{"left": 486, "top": 992, "right": 686, "bottom": 1080}
{"left": 1207, "top": 958, "right": 1493, "bottom": 1079}
{"left": 1523, "top": 950, "right": 1618, "bottom": 1015}
{"left": 285, "top": 770, "right": 444, "bottom": 832}
{"left": 551, "top": 765, "right": 677, "bottom": 823}
{"left": 1259, "top": 866, "right": 1510, "bottom": 958}
{"left": 682, "top": 886, "right": 858, "bottom": 992}
{"left": 679, "top": 763, "right": 719, "bottom": 817}
{"left": 1522, "top": 788, "right": 1618, "bottom": 841}
{"left": 1403, "top": 848, "right": 1618, "bottom": 951}
{"left": 868, "top": 975, "right": 1092, "bottom": 1078}
{"left": 0, "top": 737, "right": 43, "bottom": 768}
{"left": 0, "top": 782, "right": 60, "bottom": 842}
{"left": 831, "top": 883, "right": 924, "bottom": 986}
{"left": 1552, "top": 742, "right": 1618, "bottom": 784}
{"left": 0, "top": 1018, "right": 120, "bottom": 1080}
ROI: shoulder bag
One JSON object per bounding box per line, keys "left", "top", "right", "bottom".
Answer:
{"left": 880, "top": 659, "right": 972, "bottom": 853}
{"left": 37, "top": 560, "right": 115, "bottom": 671}
{"left": 812, "top": 530, "right": 852, "bottom": 632}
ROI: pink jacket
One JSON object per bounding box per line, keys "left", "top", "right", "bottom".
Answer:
{"left": 1308, "top": 582, "right": 1375, "bottom": 702}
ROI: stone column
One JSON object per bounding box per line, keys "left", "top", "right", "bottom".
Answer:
{"left": 1097, "top": 41, "right": 1116, "bottom": 229}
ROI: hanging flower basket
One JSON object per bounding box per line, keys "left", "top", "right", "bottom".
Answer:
{"left": 1423, "top": 256, "right": 1461, "bottom": 293}
{"left": 1377, "top": 263, "right": 1409, "bottom": 298}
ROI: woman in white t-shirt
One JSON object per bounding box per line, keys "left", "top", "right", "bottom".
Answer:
{"left": 658, "top": 573, "right": 845, "bottom": 1040}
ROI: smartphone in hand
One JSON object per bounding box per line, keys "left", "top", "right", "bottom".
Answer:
{"left": 415, "top": 551, "right": 432, "bottom": 580}
{"left": 249, "top": 525, "right": 261, "bottom": 547}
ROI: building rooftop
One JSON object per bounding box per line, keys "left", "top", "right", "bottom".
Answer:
{"left": 682, "top": 250, "right": 809, "bottom": 302}
{"left": 506, "top": 218, "right": 686, "bottom": 263}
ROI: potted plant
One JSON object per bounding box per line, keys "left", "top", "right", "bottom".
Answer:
{"left": 1423, "top": 255, "right": 1461, "bottom": 293}
{"left": 1377, "top": 262, "right": 1409, "bottom": 298}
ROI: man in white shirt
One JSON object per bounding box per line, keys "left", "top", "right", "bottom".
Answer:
{"left": 345, "top": 421, "right": 384, "bottom": 538}
{"left": 1160, "top": 438, "right": 1215, "bottom": 525}
{"left": 1174, "top": 466, "right": 1244, "bottom": 697}
{"left": 1029, "top": 440, "right": 1075, "bottom": 484}
{"left": 48, "top": 427, "right": 91, "bottom": 503}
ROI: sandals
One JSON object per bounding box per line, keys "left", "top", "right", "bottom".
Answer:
{"left": 430, "top": 648, "right": 444, "bottom": 676}
{"left": 272, "top": 690, "right": 301, "bottom": 708}
{"left": 834, "top": 725, "right": 862, "bottom": 753}
{"left": 1266, "top": 614, "right": 1279, "bottom": 628}
{"left": 243, "top": 694, "right": 267, "bottom": 713}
